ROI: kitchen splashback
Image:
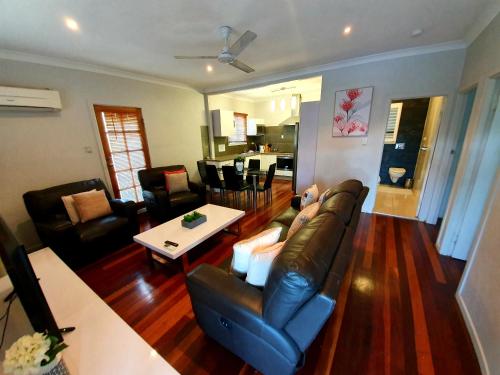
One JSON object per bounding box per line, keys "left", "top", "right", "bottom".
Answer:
{"left": 213, "top": 125, "right": 296, "bottom": 156}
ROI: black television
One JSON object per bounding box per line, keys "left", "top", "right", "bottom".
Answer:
{"left": 0, "top": 216, "right": 62, "bottom": 342}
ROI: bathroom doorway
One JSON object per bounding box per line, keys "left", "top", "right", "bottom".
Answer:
{"left": 374, "top": 96, "right": 445, "bottom": 219}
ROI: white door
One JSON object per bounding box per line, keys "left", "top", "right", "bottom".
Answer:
{"left": 415, "top": 96, "right": 445, "bottom": 217}
{"left": 451, "top": 84, "right": 500, "bottom": 260}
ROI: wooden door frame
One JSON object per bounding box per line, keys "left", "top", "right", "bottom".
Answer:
{"left": 93, "top": 105, "right": 151, "bottom": 200}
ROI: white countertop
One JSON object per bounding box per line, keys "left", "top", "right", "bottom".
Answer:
{"left": 0, "top": 249, "right": 179, "bottom": 375}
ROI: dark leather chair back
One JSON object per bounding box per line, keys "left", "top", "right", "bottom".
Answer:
{"left": 248, "top": 159, "right": 260, "bottom": 170}
{"left": 206, "top": 165, "right": 223, "bottom": 189}
{"left": 23, "top": 179, "right": 110, "bottom": 221}
{"left": 222, "top": 166, "right": 240, "bottom": 190}
{"left": 138, "top": 165, "right": 187, "bottom": 191}
{"left": 263, "top": 163, "right": 276, "bottom": 189}
{"left": 197, "top": 161, "right": 208, "bottom": 184}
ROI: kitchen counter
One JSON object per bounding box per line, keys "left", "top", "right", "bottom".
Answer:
{"left": 205, "top": 152, "right": 293, "bottom": 162}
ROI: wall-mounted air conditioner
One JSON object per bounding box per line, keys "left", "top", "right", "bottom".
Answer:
{"left": 0, "top": 86, "right": 62, "bottom": 111}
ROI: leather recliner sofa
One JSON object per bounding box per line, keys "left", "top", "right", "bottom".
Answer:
{"left": 186, "top": 179, "right": 368, "bottom": 374}
{"left": 138, "top": 165, "right": 205, "bottom": 222}
{"left": 23, "top": 178, "right": 138, "bottom": 269}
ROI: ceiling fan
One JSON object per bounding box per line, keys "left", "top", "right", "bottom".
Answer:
{"left": 174, "top": 26, "right": 257, "bottom": 73}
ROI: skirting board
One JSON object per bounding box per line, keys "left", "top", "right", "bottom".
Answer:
{"left": 455, "top": 293, "right": 489, "bottom": 374}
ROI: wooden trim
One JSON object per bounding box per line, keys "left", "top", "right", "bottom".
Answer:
{"left": 93, "top": 105, "right": 151, "bottom": 204}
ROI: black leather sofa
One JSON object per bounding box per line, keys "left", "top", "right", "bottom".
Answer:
{"left": 138, "top": 165, "right": 205, "bottom": 222}
{"left": 23, "top": 178, "right": 138, "bottom": 269}
{"left": 186, "top": 180, "right": 368, "bottom": 374}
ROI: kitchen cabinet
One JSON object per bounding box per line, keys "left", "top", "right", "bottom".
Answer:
{"left": 260, "top": 154, "right": 277, "bottom": 170}
{"left": 212, "top": 109, "right": 234, "bottom": 137}
{"left": 247, "top": 118, "right": 265, "bottom": 135}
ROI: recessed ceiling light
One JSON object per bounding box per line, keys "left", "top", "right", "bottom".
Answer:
{"left": 206, "top": 65, "right": 213, "bottom": 72}
{"left": 343, "top": 25, "right": 352, "bottom": 35}
{"left": 64, "top": 17, "right": 79, "bottom": 32}
{"left": 411, "top": 28, "right": 423, "bottom": 37}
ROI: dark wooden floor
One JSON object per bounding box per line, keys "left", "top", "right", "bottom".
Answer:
{"left": 77, "top": 180, "right": 480, "bottom": 375}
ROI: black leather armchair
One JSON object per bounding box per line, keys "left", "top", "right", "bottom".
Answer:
{"left": 187, "top": 180, "right": 368, "bottom": 374}
{"left": 23, "top": 178, "right": 139, "bottom": 269}
{"left": 138, "top": 165, "right": 205, "bottom": 222}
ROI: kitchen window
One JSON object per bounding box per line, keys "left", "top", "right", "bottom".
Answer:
{"left": 94, "top": 105, "right": 151, "bottom": 203}
{"left": 229, "top": 112, "right": 247, "bottom": 144}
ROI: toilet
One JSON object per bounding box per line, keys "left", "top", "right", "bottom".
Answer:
{"left": 389, "top": 167, "right": 406, "bottom": 183}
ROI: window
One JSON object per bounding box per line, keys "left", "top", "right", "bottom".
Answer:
{"left": 384, "top": 102, "right": 403, "bottom": 144}
{"left": 229, "top": 112, "right": 247, "bottom": 144}
{"left": 94, "top": 105, "right": 151, "bottom": 203}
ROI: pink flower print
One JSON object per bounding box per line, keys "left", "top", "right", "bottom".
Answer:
{"left": 346, "top": 88, "right": 362, "bottom": 101}
{"left": 340, "top": 99, "right": 354, "bottom": 112}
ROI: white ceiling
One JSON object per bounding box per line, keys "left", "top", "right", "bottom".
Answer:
{"left": 0, "top": 0, "right": 498, "bottom": 91}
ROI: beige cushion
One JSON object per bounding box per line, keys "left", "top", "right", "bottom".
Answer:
{"left": 287, "top": 202, "right": 321, "bottom": 239}
{"left": 164, "top": 171, "right": 189, "bottom": 194}
{"left": 300, "top": 184, "right": 319, "bottom": 210}
{"left": 246, "top": 241, "right": 286, "bottom": 286}
{"left": 318, "top": 188, "right": 332, "bottom": 205}
{"left": 61, "top": 189, "right": 96, "bottom": 224}
{"left": 231, "top": 227, "right": 282, "bottom": 274}
{"left": 72, "top": 189, "right": 112, "bottom": 223}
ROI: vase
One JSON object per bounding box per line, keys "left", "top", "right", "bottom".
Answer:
{"left": 41, "top": 354, "right": 70, "bottom": 375}
{"left": 235, "top": 161, "right": 244, "bottom": 174}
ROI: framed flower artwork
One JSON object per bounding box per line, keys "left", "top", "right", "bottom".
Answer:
{"left": 333, "top": 86, "right": 373, "bottom": 136}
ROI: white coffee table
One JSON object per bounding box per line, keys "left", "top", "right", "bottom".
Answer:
{"left": 133, "top": 204, "right": 245, "bottom": 273}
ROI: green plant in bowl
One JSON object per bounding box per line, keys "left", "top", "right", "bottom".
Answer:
{"left": 183, "top": 211, "right": 203, "bottom": 223}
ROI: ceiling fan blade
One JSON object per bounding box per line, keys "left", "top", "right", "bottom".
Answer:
{"left": 174, "top": 56, "right": 218, "bottom": 59}
{"left": 229, "top": 59, "right": 255, "bottom": 73}
{"left": 228, "top": 30, "right": 257, "bottom": 57}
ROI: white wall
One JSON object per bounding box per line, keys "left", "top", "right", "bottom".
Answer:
{"left": 313, "top": 49, "right": 466, "bottom": 212}
{"left": 452, "top": 12, "right": 500, "bottom": 375}
{"left": 0, "top": 58, "right": 205, "bottom": 248}
{"left": 439, "top": 13, "right": 500, "bottom": 258}
{"left": 457, "top": 173, "right": 500, "bottom": 375}
{"left": 207, "top": 94, "right": 256, "bottom": 118}
{"left": 254, "top": 94, "right": 294, "bottom": 127}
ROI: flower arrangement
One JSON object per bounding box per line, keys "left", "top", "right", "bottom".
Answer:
{"left": 3, "top": 333, "right": 68, "bottom": 375}
{"left": 333, "top": 87, "right": 373, "bottom": 136}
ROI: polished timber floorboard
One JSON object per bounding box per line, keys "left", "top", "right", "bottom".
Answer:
{"left": 77, "top": 180, "right": 480, "bottom": 375}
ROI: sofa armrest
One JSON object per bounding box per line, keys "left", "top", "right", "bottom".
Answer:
{"left": 188, "top": 181, "right": 205, "bottom": 197}
{"left": 187, "top": 264, "right": 302, "bottom": 365}
{"left": 187, "top": 264, "right": 263, "bottom": 324}
{"left": 109, "top": 199, "right": 137, "bottom": 218}
{"left": 291, "top": 195, "right": 301, "bottom": 210}
{"left": 34, "top": 217, "right": 74, "bottom": 246}
{"left": 35, "top": 218, "right": 73, "bottom": 234}
{"left": 142, "top": 188, "right": 170, "bottom": 206}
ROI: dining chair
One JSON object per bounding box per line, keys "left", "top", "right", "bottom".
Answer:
{"left": 257, "top": 163, "right": 276, "bottom": 204}
{"left": 206, "top": 164, "right": 225, "bottom": 203}
{"left": 222, "top": 165, "right": 251, "bottom": 209}
{"left": 246, "top": 159, "right": 261, "bottom": 185}
{"left": 197, "top": 160, "right": 208, "bottom": 185}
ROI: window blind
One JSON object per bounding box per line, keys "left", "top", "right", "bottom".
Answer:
{"left": 96, "top": 107, "right": 150, "bottom": 203}
{"left": 384, "top": 102, "right": 403, "bottom": 144}
{"left": 229, "top": 113, "right": 247, "bottom": 144}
